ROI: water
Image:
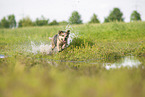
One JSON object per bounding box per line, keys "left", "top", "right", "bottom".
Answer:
{"left": 104, "top": 56, "right": 142, "bottom": 70}
{"left": 45, "top": 56, "right": 142, "bottom": 70}
{"left": 0, "top": 55, "right": 142, "bottom": 72}
{"left": 0, "top": 55, "right": 5, "bottom": 58}
{"left": 30, "top": 42, "right": 53, "bottom": 54}
{"left": 0, "top": 55, "right": 142, "bottom": 70}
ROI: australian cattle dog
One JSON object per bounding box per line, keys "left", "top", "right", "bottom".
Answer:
{"left": 49, "top": 30, "right": 70, "bottom": 52}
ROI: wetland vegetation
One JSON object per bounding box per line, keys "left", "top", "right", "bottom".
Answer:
{"left": 0, "top": 21, "right": 145, "bottom": 97}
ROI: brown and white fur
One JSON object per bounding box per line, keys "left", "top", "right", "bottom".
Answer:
{"left": 49, "top": 30, "right": 70, "bottom": 52}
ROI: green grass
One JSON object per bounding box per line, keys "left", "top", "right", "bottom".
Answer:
{"left": 0, "top": 21, "right": 145, "bottom": 97}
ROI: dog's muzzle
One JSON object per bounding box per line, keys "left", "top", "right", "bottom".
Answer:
{"left": 63, "top": 36, "right": 68, "bottom": 43}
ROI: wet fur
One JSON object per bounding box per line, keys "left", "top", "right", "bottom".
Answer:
{"left": 50, "top": 30, "right": 70, "bottom": 52}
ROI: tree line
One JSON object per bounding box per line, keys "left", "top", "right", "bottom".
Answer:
{"left": 0, "top": 8, "right": 142, "bottom": 28}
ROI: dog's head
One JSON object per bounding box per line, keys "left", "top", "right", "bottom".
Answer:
{"left": 58, "top": 30, "right": 70, "bottom": 43}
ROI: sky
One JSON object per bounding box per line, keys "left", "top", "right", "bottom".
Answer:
{"left": 0, "top": 0, "right": 145, "bottom": 23}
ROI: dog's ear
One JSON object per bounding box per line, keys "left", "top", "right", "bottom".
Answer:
{"left": 66, "top": 30, "right": 70, "bottom": 34}
{"left": 58, "top": 31, "right": 63, "bottom": 35}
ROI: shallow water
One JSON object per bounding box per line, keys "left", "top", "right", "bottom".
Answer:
{"left": 0, "top": 53, "right": 144, "bottom": 70}
{"left": 46, "top": 56, "right": 143, "bottom": 70}
{"left": 0, "top": 55, "right": 5, "bottom": 58}
{"left": 103, "top": 56, "right": 142, "bottom": 70}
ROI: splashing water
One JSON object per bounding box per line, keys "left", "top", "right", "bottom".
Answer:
{"left": 67, "top": 33, "right": 76, "bottom": 46}
{"left": 30, "top": 41, "right": 53, "bottom": 54}
{"left": 31, "top": 41, "right": 51, "bottom": 54}
{"left": 65, "top": 24, "right": 79, "bottom": 45}
{"left": 30, "top": 25, "right": 78, "bottom": 54}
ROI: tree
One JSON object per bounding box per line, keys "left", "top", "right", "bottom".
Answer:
{"left": 89, "top": 13, "right": 100, "bottom": 23}
{"left": 0, "top": 15, "right": 16, "bottom": 28}
{"left": 1, "top": 17, "right": 9, "bottom": 28}
{"left": 8, "top": 14, "right": 16, "bottom": 28}
{"left": 69, "top": 11, "right": 82, "bottom": 24}
{"left": 104, "top": 8, "right": 124, "bottom": 23}
{"left": 130, "top": 10, "right": 141, "bottom": 22}
{"left": 49, "top": 20, "right": 59, "bottom": 25}
{"left": 104, "top": 17, "right": 109, "bottom": 23}
{"left": 59, "top": 21, "right": 68, "bottom": 25}
{"left": 35, "top": 16, "right": 49, "bottom": 26}
{"left": 18, "top": 17, "right": 33, "bottom": 27}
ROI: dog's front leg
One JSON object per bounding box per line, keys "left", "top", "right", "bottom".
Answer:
{"left": 62, "top": 43, "right": 67, "bottom": 50}
{"left": 57, "top": 42, "right": 62, "bottom": 52}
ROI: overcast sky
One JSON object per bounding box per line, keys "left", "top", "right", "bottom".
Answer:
{"left": 0, "top": 0, "right": 145, "bottom": 23}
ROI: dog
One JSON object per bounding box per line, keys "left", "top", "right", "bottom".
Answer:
{"left": 49, "top": 30, "right": 70, "bottom": 52}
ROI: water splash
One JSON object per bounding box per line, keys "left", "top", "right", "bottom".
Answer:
{"left": 65, "top": 24, "right": 80, "bottom": 34}
{"left": 28, "top": 24, "right": 78, "bottom": 54}
{"left": 30, "top": 33, "right": 77, "bottom": 54}
{"left": 65, "top": 24, "right": 79, "bottom": 46}
{"left": 67, "top": 33, "right": 76, "bottom": 46}
{"left": 30, "top": 41, "right": 52, "bottom": 55}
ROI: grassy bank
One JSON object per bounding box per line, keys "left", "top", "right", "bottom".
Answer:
{"left": 0, "top": 21, "right": 145, "bottom": 97}
{"left": 0, "top": 21, "right": 145, "bottom": 60}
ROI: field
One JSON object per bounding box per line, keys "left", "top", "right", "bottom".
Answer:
{"left": 0, "top": 21, "right": 145, "bottom": 97}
